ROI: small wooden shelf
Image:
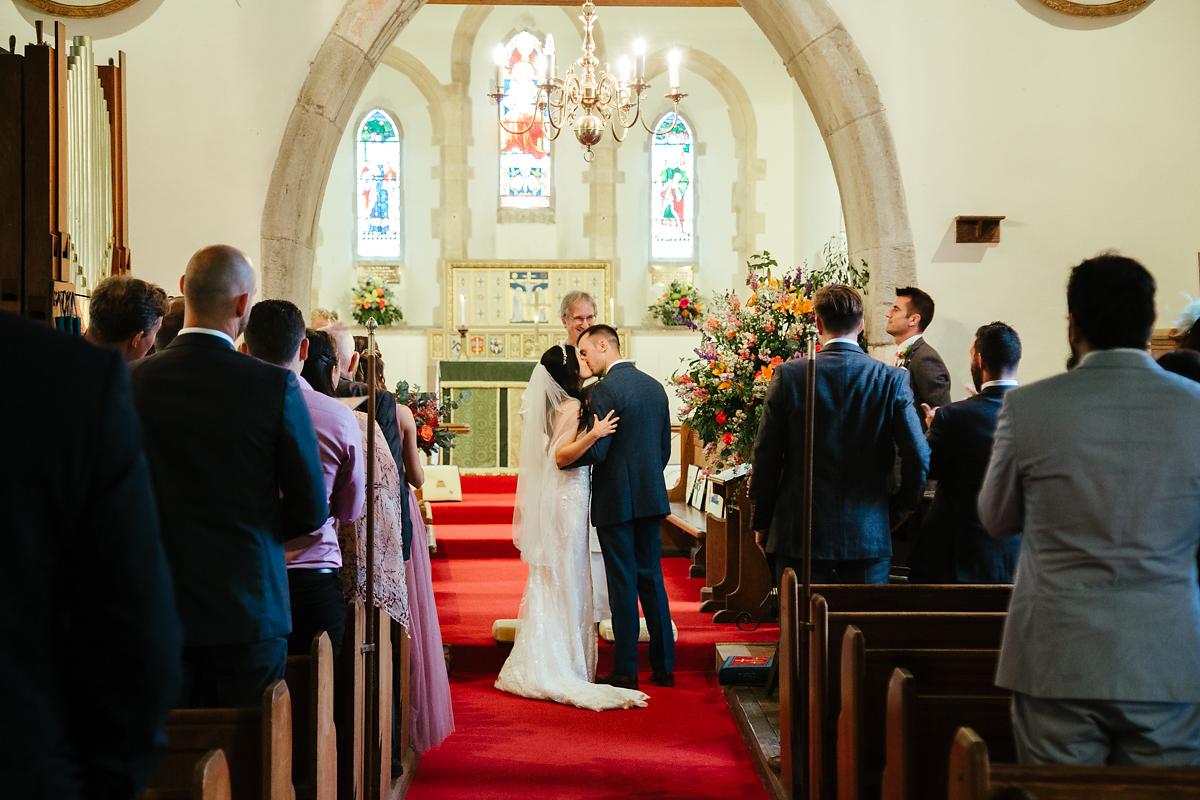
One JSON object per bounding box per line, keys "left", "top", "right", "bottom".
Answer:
{"left": 955, "top": 215, "right": 1005, "bottom": 244}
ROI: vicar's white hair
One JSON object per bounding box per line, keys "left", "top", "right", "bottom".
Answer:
{"left": 559, "top": 290, "right": 595, "bottom": 321}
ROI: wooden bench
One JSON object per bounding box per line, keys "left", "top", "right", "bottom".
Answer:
{"left": 143, "top": 748, "right": 232, "bottom": 800}
{"left": 884, "top": 668, "right": 1012, "bottom": 800}
{"left": 948, "top": 727, "right": 1200, "bottom": 799}
{"left": 664, "top": 424, "right": 709, "bottom": 578}
{"left": 151, "top": 681, "right": 293, "bottom": 800}
{"left": 285, "top": 632, "right": 336, "bottom": 800}
{"left": 810, "top": 583, "right": 1011, "bottom": 613}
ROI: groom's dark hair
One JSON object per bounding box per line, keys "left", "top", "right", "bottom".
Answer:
{"left": 580, "top": 324, "right": 620, "bottom": 353}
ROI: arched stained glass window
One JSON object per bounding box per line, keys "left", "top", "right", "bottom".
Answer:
{"left": 356, "top": 109, "right": 402, "bottom": 259}
{"left": 498, "top": 31, "right": 551, "bottom": 209}
{"left": 650, "top": 112, "right": 695, "bottom": 260}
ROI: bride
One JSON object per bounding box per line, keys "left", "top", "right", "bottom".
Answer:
{"left": 495, "top": 344, "right": 649, "bottom": 710}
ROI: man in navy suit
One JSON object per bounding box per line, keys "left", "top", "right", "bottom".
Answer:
{"left": 909, "top": 322, "right": 1022, "bottom": 583}
{"left": 573, "top": 325, "right": 675, "bottom": 690}
{"left": 751, "top": 284, "right": 929, "bottom": 584}
{"left": 2, "top": 313, "right": 181, "bottom": 799}
{"left": 132, "top": 245, "right": 327, "bottom": 708}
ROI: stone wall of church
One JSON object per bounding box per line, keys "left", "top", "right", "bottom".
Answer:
{"left": 3, "top": 0, "right": 1198, "bottom": 400}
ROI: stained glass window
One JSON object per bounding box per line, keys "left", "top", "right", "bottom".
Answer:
{"left": 356, "top": 109, "right": 402, "bottom": 259}
{"left": 498, "top": 31, "right": 551, "bottom": 209}
{"left": 650, "top": 112, "right": 695, "bottom": 260}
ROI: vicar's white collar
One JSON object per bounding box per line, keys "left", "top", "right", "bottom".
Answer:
{"left": 178, "top": 326, "right": 236, "bottom": 348}
{"left": 895, "top": 333, "right": 923, "bottom": 354}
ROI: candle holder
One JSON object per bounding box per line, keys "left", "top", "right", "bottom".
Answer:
{"left": 457, "top": 325, "right": 469, "bottom": 361}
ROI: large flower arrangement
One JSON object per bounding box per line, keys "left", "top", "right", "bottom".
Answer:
{"left": 673, "top": 240, "right": 869, "bottom": 471}
{"left": 394, "top": 380, "right": 469, "bottom": 456}
{"left": 647, "top": 281, "right": 704, "bottom": 328}
{"left": 351, "top": 277, "right": 403, "bottom": 327}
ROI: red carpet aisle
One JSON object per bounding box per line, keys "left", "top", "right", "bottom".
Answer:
{"left": 407, "top": 475, "right": 775, "bottom": 800}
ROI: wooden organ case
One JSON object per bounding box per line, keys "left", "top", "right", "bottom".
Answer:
{"left": 1, "top": 20, "right": 130, "bottom": 329}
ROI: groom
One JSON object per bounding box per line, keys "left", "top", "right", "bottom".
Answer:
{"left": 570, "top": 325, "right": 675, "bottom": 690}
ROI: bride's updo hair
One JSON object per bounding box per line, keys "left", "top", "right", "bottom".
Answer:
{"left": 539, "top": 343, "right": 583, "bottom": 400}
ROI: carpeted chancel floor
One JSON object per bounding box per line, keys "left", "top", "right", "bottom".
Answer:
{"left": 407, "top": 474, "right": 776, "bottom": 800}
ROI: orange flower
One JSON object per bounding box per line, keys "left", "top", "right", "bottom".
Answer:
{"left": 375, "top": 288, "right": 384, "bottom": 297}
{"left": 419, "top": 425, "right": 434, "bottom": 442}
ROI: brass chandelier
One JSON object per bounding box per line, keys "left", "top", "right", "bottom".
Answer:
{"left": 488, "top": 0, "right": 687, "bottom": 161}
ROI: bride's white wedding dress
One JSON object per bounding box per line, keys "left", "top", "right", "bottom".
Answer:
{"left": 495, "top": 372, "right": 648, "bottom": 711}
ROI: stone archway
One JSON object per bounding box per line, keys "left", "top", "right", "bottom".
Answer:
{"left": 260, "top": 0, "right": 915, "bottom": 343}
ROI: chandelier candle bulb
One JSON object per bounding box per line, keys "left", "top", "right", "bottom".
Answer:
{"left": 634, "top": 39, "right": 646, "bottom": 82}
{"left": 668, "top": 49, "right": 681, "bottom": 92}
{"left": 492, "top": 44, "right": 505, "bottom": 91}
{"left": 545, "top": 34, "right": 556, "bottom": 81}
{"left": 618, "top": 56, "right": 631, "bottom": 85}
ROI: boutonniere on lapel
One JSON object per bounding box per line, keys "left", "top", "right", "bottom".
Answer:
{"left": 896, "top": 347, "right": 913, "bottom": 371}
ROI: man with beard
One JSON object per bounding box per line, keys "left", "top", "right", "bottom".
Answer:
{"left": 886, "top": 286, "right": 951, "bottom": 427}
{"left": 909, "top": 322, "right": 1022, "bottom": 583}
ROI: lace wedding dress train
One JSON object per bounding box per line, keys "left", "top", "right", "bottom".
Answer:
{"left": 495, "top": 384, "right": 648, "bottom": 711}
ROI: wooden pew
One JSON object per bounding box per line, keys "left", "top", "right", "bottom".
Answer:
{"left": 809, "top": 596, "right": 1007, "bottom": 800}
{"left": 809, "top": 584, "right": 1011, "bottom": 613}
{"left": 833, "top": 624, "right": 1006, "bottom": 800}
{"left": 663, "top": 424, "right": 709, "bottom": 580}
{"left": 947, "top": 727, "right": 1200, "bottom": 800}
{"left": 143, "top": 748, "right": 232, "bottom": 800}
{"left": 152, "top": 681, "right": 293, "bottom": 800}
{"left": 708, "top": 475, "right": 775, "bottom": 623}
{"left": 883, "top": 668, "right": 1012, "bottom": 800}
{"left": 285, "top": 632, "right": 336, "bottom": 800}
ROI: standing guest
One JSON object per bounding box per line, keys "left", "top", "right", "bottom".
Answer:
{"left": 85, "top": 274, "right": 169, "bottom": 362}
{"left": 244, "top": 305, "right": 365, "bottom": 657}
{"left": 155, "top": 296, "right": 186, "bottom": 351}
{"left": 979, "top": 254, "right": 1200, "bottom": 766}
{"left": 885, "top": 286, "right": 951, "bottom": 422}
{"left": 326, "top": 323, "right": 413, "bottom": 559}
{"left": 2, "top": 312, "right": 181, "bottom": 800}
{"left": 132, "top": 244, "right": 327, "bottom": 709}
{"left": 311, "top": 307, "right": 339, "bottom": 330}
{"left": 752, "top": 284, "right": 929, "bottom": 584}
{"left": 910, "top": 322, "right": 1022, "bottom": 583}
{"left": 560, "top": 290, "right": 597, "bottom": 347}
{"left": 1158, "top": 348, "right": 1200, "bottom": 383}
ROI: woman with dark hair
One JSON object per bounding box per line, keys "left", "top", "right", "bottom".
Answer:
{"left": 300, "top": 328, "right": 340, "bottom": 396}
{"left": 495, "top": 344, "right": 647, "bottom": 710}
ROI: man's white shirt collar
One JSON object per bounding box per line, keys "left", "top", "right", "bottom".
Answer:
{"left": 895, "top": 333, "right": 923, "bottom": 354}
{"left": 825, "top": 336, "right": 861, "bottom": 348}
{"left": 177, "top": 327, "right": 236, "bottom": 348}
{"left": 980, "top": 379, "right": 1018, "bottom": 390}
{"left": 607, "top": 359, "right": 631, "bottom": 370}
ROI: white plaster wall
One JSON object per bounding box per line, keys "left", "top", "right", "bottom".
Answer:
{"left": 0, "top": 0, "right": 344, "bottom": 292}
{"left": 825, "top": 0, "right": 1200, "bottom": 395}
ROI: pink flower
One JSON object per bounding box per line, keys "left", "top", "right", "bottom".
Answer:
{"left": 716, "top": 411, "right": 727, "bottom": 425}
{"left": 679, "top": 297, "right": 689, "bottom": 308}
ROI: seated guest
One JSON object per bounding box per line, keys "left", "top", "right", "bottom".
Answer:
{"left": 85, "top": 274, "right": 169, "bottom": 362}
{"left": 752, "top": 284, "right": 929, "bottom": 584}
{"left": 1158, "top": 348, "right": 1200, "bottom": 383}
{"left": 310, "top": 307, "right": 339, "bottom": 329}
{"left": 244, "top": 304, "right": 365, "bottom": 658}
{"left": 2, "top": 312, "right": 181, "bottom": 799}
{"left": 910, "top": 322, "right": 1022, "bottom": 583}
{"left": 326, "top": 323, "right": 413, "bottom": 559}
{"left": 155, "top": 296, "right": 186, "bottom": 351}
{"left": 980, "top": 254, "right": 1200, "bottom": 766}
{"left": 132, "top": 244, "right": 328, "bottom": 708}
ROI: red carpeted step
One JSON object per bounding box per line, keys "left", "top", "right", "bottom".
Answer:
{"left": 431, "top": 523, "right": 519, "bottom": 560}
{"left": 459, "top": 474, "right": 518, "bottom": 494}
{"left": 429, "top": 492, "right": 517, "bottom": 525}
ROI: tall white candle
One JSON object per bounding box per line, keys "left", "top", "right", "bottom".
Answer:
{"left": 608, "top": 298, "right": 616, "bottom": 324}
{"left": 668, "top": 49, "right": 681, "bottom": 92}
{"left": 458, "top": 293, "right": 467, "bottom": 327}
{"left": 633, "top": 39, "right": 646, "bottom": 82}
{"left": 617, "top": 56, "right": 631, "bottom": 85}
{"left": 493, "top": 45, "right": 506, "bottom": 91}
{"left": 545, "top": 34, "right": 556, "bottom": 81}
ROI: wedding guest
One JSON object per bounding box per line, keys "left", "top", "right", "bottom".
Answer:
{"left": 311, "top": 307, "right": 339, "bottom": 330}
{"left": 326, "top": 323, "right": 413, "bottom": 558}
{"left": 156, "top": 296, "right": 187, "bottom": 351}
{"left": 752, "top": 284, "right": 929, "bottom": 584}
{"left": 1158, "top": 348, "right": 1200, "bottom": 383}
{"left": 85, "top": 274, "right": 169, "bottom": 362}
{"left": 979, "top": 254, "right": 1200, "bottom": 766}
{"left": 132, "top": 244, "right": 327, "bottom": 708}
{"left": 886, "top": 286, "right": 951, "bottom": 423}
{"left": 244, "top": 305, "right": 365, "bottom": 657}
{"left": 910, "top": 322, "right": 1022, "bottom": 583}
{"left": 560, "top": 290, "right": 597, "bottom": 347}
{"left": 2, "top": 312, "right": 181, "bottom": 799}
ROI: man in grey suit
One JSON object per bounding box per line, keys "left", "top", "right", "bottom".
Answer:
{"left": 979, "top": 254, "right": 1200, "bottom": 766}
{"left": 751, "top": 285, "right": 929, "bottom": 584}
{"left": 886, "top": 285, "right": 952, "bottom": 423}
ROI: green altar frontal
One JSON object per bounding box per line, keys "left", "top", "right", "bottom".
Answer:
{"left": 438, "top": 360, "right": 537, "bottom": 473}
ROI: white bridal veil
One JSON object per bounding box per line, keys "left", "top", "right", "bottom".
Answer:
{"left": 512, "top": 363, "right": 573, "bottom": 566}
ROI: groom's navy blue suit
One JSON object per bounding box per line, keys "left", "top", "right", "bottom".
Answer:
{"left": 573, "top": 361, "right": 675, "bottom": 679}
